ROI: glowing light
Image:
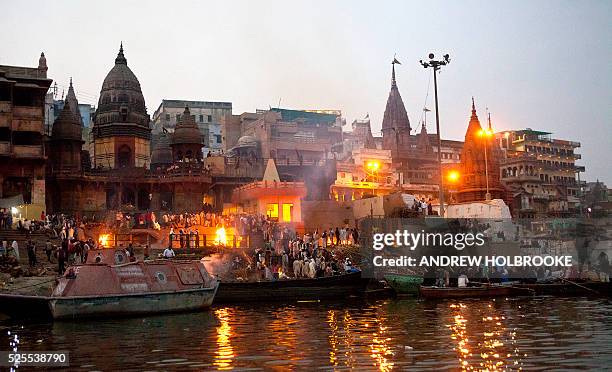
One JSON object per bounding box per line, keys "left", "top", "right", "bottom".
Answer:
{"left": 447, "top": 170, "right": 460, "bottom": 183}
{"left": 366, "top": 161, "right": 381, "bottom": 171}
{"left": 478, "top": 128, "right": 493, "bottom": 137}
{"left": 98, "top": 234, "right": 111, "bottom": 247}
{"left": 214, "top": 227, "right": 228, "bottom": 246}
{"left": 11, "top": 207, "right": 18, "bottom": 214}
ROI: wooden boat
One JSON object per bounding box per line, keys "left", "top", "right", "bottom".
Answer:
{"left": 214, "top": 271, "right": 369, "bottom": 303}
{"left": 384, "top": 273, "right": 423, "bottom": 295}
{"left": 419, "top": 284, "right": 531, "bottom": 299}
{"left": 0, "top": 249, "right": 219, "bottom": 319}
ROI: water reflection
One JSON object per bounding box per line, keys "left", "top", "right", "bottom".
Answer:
{"left": 1, "top": 297, "right": 610, "bottom": 370}
{"left": 369, "top": 306, "right": 394, "bottom": 372}
{"left": 213, "top": 308, "right": 234, "bottom": 370}
{"left": 448, "top": 301, "right": 528, "bottom": 371}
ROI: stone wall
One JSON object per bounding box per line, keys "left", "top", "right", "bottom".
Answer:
{"left": 301, "top": 200, "right": 354, "bottom": 232}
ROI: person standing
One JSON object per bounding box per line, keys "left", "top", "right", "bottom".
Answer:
{"left": 27, "top": 239, "right": 36, "bottom": 267}
{"left": 44, "top": 239, "right": 54, "bottom": 263}
{"left": 11, "top": 240, "right": 20, "bottom": 261}
{"left": 58, "top": 246, "right": 66, "bottom": 275}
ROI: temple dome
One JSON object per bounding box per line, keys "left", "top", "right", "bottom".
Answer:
{"left": 151, "top": 131, "right": 173, "bottom": 165}
{"left": 52, "top": 101, "right": 82, "bottom": 142}
{"left": 172, "top": 107, "right": 203, "bottom": 145}
{"left": 94, "top": 43, "right": 150, "bottom": 139}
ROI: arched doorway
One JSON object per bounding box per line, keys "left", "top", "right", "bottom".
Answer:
{"left": 117, "top": 145, "right": 132, "bottom": 168}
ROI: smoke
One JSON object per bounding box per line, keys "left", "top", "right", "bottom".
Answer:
{"left": 201, "top": 251, "right": 254, "bottom": 281}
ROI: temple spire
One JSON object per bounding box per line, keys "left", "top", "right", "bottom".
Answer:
{"left": 391, "top": 57, "right": 401, "bottom": 88}
{"left": 487, "top": 112, "right": 492, "bottom": 130}
{"left": 65, "top": 78, "right": 82, "bottom": 126}
{"left": 115, "top": 42, "right": 127, "bottom": 65}
{"left": 471, "top": 97, "right": 478, "bottom": 120}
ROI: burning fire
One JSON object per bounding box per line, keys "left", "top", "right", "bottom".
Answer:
{"left": 98, "top": 234, "right": 111, "bottom": 247}
{"left": 214, "top": 227, "right": 228, "bottom": 246}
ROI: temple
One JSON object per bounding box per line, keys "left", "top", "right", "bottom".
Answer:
{"left": 455, "top": 98, "right": 504, "bottom": 203}
{"left": 93, "top": 43, "right": 151, "bottom": 169}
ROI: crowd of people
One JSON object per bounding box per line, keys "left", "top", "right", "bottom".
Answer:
{"left": 248, "top": 235, "right": 359, "bottom": 281}
{"left": 412, "top": 198, "right": 434, "bottom": 216}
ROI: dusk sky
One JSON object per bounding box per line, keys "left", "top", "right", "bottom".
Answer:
{"left": 2, "top": 0, "right": 610, "bottom": 183}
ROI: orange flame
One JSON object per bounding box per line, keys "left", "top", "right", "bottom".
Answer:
{"left": 214, "top": 227, "right": 228, "bottom": 246}
{"left": 98, "top": 234, "right": 111, "bottom": 247}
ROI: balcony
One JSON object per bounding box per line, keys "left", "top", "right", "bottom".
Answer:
{"left": 0, "top": 142, "right": 9, "bottom": 155}
{"left": 12, "top": 145, "right": 43, "bottom": 158}
{"left": 502, "top": 174, "right": 541, "bottom": 182}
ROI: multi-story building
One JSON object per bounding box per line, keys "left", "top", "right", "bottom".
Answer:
{"left": 151, "top": 99, "right": 232, "bottom": 155}
{"left": 0, "top": 53, "right": 53, "bottom": 217}
{"left": 495, "top": 128, "right": 584, "bottom": 217}
{"left": 238, "top": 108, "right": 343, "bottom": 164}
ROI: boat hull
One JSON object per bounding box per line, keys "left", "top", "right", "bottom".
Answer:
{"left": 215, "top": 271, "right": 369, "bottom": 303}
{"left": 50, "top": 285, "right": 218, "bottom": 319}
{"left": 419, "top": 285, "right": 529, "bottom": 299}
{"left": 384, "top": 274, "right": 423, "bottom": 295}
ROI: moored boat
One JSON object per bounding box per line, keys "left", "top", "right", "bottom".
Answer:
{"left": 49, "top": 249, "right": 218, "bottom": 319}
{"left": 0, "top": 249, "right": 219, "bottom": 319}
{"left": 419, "top": 284, "right": 531, "bottom": 299}
{"left": 214, "top": 271, "right": 369, "bottom": 303}
{"left": 384, "top": 273, "right": 423, "bottom": 295}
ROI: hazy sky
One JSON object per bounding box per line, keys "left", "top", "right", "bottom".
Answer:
{"left": 2, "top": 0, "right": 610, "bottom": 183}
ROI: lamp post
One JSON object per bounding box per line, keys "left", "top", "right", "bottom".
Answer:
{"left": 420, "top": 53, "right": 450, "bottom": 216}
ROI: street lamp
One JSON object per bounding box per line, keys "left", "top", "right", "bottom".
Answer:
{"left": 447, "top": 170, "right": 460, "bottom": 183}
{"left": 366, "top": 160, "right": 381, "bottom": 183}
{"left": 477, "top": 124, "right": 494, "bottom": 201}
{"left": 420, "top": 53, "right": 450, "bottom": 216}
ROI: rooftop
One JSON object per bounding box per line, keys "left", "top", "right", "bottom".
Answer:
{"left": 270, "top": 108, "right": 339, "bottom": 125}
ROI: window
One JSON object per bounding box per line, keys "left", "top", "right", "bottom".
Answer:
{"left": 215, "top": 135, "right": 222, "bottom": 144}
{"left": 208, "top": 115, "right": 212, "bottom": 122}
{"left": 199, "top": 115, "right": 204, "bottom": 122}
{"left": 282, "top": 203, "right": 293, "bottom": 222}
{"left": 266, "top": 203, "right": 278, "bottom": 219}
{"left": 165, "top": 114, "right": 170, "bottom": 121}
{"left": 176, "top": 114, "right": 181, "bottom": 121}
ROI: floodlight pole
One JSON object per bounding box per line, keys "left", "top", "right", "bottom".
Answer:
{"left": 420, "top": 53, "right": 450, "bottom": 217}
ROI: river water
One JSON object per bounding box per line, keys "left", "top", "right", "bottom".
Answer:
{"left": 2, "top": 297, "right": 611, "bottom": 371}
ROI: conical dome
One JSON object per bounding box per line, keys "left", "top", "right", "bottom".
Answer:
{"left": 52, "top": 101, "right": 82, "bottom": 142}
{"left": 94, "top": 43, "right": 150, "bottom": 139}
{"left": 382, "top": 62, "right": 411, "bottom": 133}
{"left": 65, "top": 78, "right": 83, "bottom": 126}
{"left": 172, "top": 107, "right": 203, "bottom": 145}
